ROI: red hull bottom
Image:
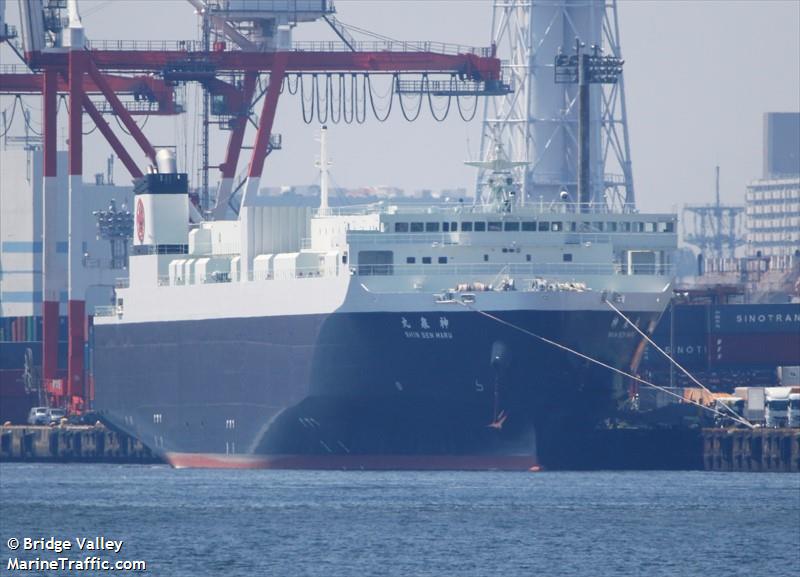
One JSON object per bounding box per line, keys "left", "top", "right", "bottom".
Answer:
{"left": 165, "top": 452, "right": 541, "bottom": 472}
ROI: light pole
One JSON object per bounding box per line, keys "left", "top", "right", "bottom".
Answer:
{"left": 555, "top": 40, "right": 624, "bottom": 212}
{"left": 93, "top": 200, "right": 133, "bottom": 269}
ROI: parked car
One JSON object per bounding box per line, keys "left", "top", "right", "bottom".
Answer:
{"left": 47, "top": 408, "right": 67, "bottom": 425}
{"left": 27, "top": 407, "right": 50, "bottom": 425}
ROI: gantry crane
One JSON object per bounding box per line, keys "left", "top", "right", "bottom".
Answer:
{"left": 1, "top": 0, "right": 508, "bottom": 411}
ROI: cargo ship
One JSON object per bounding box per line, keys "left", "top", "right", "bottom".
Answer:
{"left": 91, "top": 145, "right": 678, "bottom": 469}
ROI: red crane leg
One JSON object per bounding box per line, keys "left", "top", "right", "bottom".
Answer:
{"left": 213, "top": 71, "right": 258, "bottom": 216}
{"left": 82, "top": 95, "right": 144, "bottom": 179}
{"left": 85, "top": 59, "right": 156, "bottom": 163}
{"left": 42, "top": 68, "right": 60, "bottom": 393}
{"left": 249, "top": 55, "right": 288, "bottom": 179}
{"left": 67, "top": 49, "right": 85, "bottom": 408}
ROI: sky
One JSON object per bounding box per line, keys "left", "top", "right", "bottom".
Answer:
{"left": 0, "top": 0, "right": 798, "bottom": 214}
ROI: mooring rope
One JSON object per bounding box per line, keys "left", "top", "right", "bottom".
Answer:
{"left": 604, "top": 298, "right": 754, "bottom": 428}
{"left": 456, "top": 301, "right": 753, "bottom": 427}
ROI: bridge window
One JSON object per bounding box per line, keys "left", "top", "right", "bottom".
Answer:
{"left": 628, "top": 250, "right": 656, "bottom": 275}
{"left": 442, "top": 222, "right": 449, "bottom": 232}
{"left": 563, "top": 253, "right": 573, "bottom": 262}
{"left": 358, "top": 250, "right": 394, "bottom": 276}
{"left": 422, "top": 257, "right": 432, "bottom": 264}
{"left": 538, "top": 222, "right": 550, "bottom": 232}
{"left": 426, "top": 222, "right": 440, "bottom": 232}
{"left": 504, "top": 222, "right": 520, "bottom": 231}
{"left": 620, "top": 222, "right": 631, "bottom": 232}
{"left": 607, "top": 222, "right": 618, "bottom": 232}
{"left": 438, "top": 256, "right": 448, "bottom": 264}
{"left": 410, "top": 222, "right": 424, "bottom": 233}
{"left": 522, "top": 221, "right": 536, "bottom": 231}
{"left": 450, "top": 222, "right": 458, "bottom": 231}
{"left": 406, "top": 256, "right": 416, "bottom": 264}
{"left": 551, "top": 221, "right": 563, "bottom": 232}
{"left": 395, "top": 222, "right": 409, "bottom": 233}
{"left": 488, "top": 221, "right": 502, "bottom": 232}
{"left": 474, "top": 222, "right": 486, "bottom": 232}
{"left": 461, "top": 222, "right": 473, "bottom": 232}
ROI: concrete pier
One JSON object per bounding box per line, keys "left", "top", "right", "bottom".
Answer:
{"left": 703, "top": 428, "right": 800, "bottom": 472}
{"left": 0, "top": 425, "right": 162, "bottom": 464}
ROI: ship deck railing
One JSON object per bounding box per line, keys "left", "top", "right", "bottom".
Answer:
{"left": 339, "top": 231, "right": 624, "bottom": 248}
{"left": 316, "top": 201, "right": 645, "bottom": 218}
{"left": 119, "top": 262, "right": 673, "bottom": 291}
{"left": 356, "top": 262, "right": 674, "bottom": 278}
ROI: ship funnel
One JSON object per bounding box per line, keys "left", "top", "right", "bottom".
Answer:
{"left": 156, "top": 149, "right": 177, "bottom": 174}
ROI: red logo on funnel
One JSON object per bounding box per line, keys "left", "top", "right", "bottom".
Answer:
{"left": 136, "top": 198, "right": 145, "bottom": 243}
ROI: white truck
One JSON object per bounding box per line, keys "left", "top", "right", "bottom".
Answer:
{"left": 734, "top": 387, "right": 766, "bottom": 424}
{"left": 788, "top": 392, "right": 800, "bottom": 428}
{"left": 765, "top": 387, "right": 793, "bottom": 428}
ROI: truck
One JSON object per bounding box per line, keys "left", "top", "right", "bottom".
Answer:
{"left": 789, "top": 392, "right": 800, "bottom": 428}
{"left": 733, "top": 386, "right": 766, "bottom": 424}
{"left": 714, "top": 396, "right": 745, "bottom": 427}
{"left": 764, "top": 387, "right": 793, "bottom": 428}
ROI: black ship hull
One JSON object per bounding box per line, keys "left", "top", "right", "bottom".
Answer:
{"left": 93, "top": 308, "right": 657, "bottom": 469}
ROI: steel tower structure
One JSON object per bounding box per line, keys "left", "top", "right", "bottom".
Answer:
{"left": 477, "top": 0, "right": 635, "bottom": 211}
{"left": 683, "top": 166, "right": 745, "bottom": 261}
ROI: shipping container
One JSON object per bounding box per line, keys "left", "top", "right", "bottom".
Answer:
{"left": 709, "top": 333, "right": 800, "bottom": 367}
{"left": 778, "top": 366, "right": 800, "bottom": 386}
{"left": 640, "top": 304, "right": 709, "bottom": 370}
{"left": 710, "top": 304, "right": 800, "bottom": 335}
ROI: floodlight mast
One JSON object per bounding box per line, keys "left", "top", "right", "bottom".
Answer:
{"left": 555, "top": 40, "right": 624, "bottom": 212}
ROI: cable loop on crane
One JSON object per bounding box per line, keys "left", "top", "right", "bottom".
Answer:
{"left": 299, "top": 74, "right": 315, "bottom": 124}
{"left": 21, "top": 99, "right": 43, "bottom": 136}
{"left": 341, "top": 74, "right": 355, "bottom": 124}
{"left": 314, "top": 74, "right": 330, "bottom": 124}
{"left": 456, "top": 92, "right": 479, "bottom": 121}
{"left": 293, "top": 71, "right": 483, "bottom": 124}
{"left": 113, "top": 113, "right": 149, "bottom": 135}
{"left": 285, "top": 74, "right": 300, "bottom": 95}
{"left": 427, "top": 75, "right": 452, "bottom": 122}
{"left": 367, "top": 75, "right": 393, "bottom": 122}
{"left": 327, "top": 74, "right": 342, "bottom": 124}
{"left": 0, "top": 97, "right": 20, "bottom": 138}
{"left": 397, "top": 74, "right": 423, "bottom": 122}
{"left": 354, "top": 74, "right": 367, "bottom": 124}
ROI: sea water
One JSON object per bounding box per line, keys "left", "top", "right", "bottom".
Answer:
{"left": 1, "top": 464, "right": 798, "bottom": 576}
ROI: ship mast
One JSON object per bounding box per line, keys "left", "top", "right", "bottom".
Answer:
{"left": 316, "top": 125, "right": 331, "bottom": 215}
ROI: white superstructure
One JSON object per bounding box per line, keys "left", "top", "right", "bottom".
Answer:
{"left": 99, "top": 173, "right": 676, "bottom": 325}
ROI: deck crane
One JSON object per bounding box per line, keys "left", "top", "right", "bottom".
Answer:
{"left": 2, "top": 0, "right": 509, "bottom": 412}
